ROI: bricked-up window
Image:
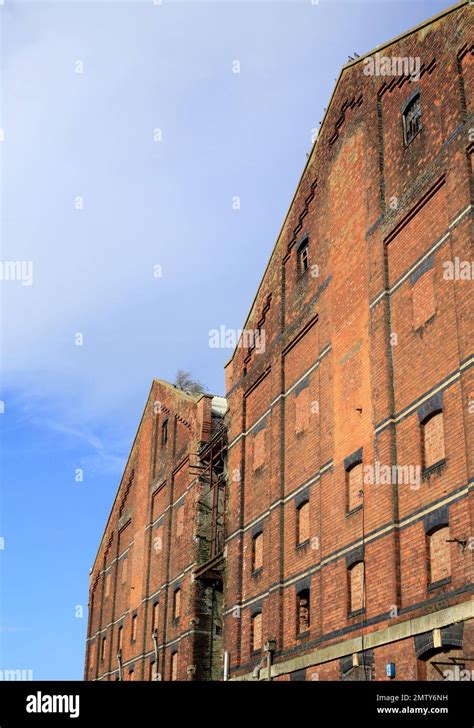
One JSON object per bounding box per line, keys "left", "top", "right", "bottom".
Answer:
{"left": 173, "top": 588, "right": 181, "bottom": 620}
{"left": 105, "top": 573, "right": 111, "bottom": 598}
{"left": 428, "top": 526, "right": 451, "bottom": 584}
{"left": 252, "top": 532, "right": 263, "bottom": 572}
{"left": 253, "top": 429, "right": 265, "bottom": 471}
{"left": 131, "top": 614, "right": 138, "bottom": 642}
{"left": 152, "top": 602, "right": 159, "bottom": 631}
{"left": 118, "top": 626, "right": 123, "bottom": 651}
{"left": 347, "top": 462, "right": 363, "bottom": 512}
{"left": 295, "top": 388, "right": 310, "bottom": 435}
{"left": 89, "top": 642, "right": 96, "bottom": 670}
{"left": 412, "top": 271, "right": 435, "bottom": 330}
{"left": 251, "top": 612, "right": 262, "bottom": 652}
{"left": 152, "top": 415, "right": 160, "bottom": 478}
{"left": 422, "top": 411, "right": 445, "bottom": 470}
{"left": 101, "top": 636, "right": 106, "bottom": 662}
{"left": 297, "top": 501, "right": 310, "bottom": 545}
{"left": 297, "top": 588, "right": 310, "bottom": 634}
{"left": 176, "top": 505, "right": 185, "bottom": 537}
{"left": 121, "top": 557, "right": 128, "bottom": 584}
{"left": 297, "top": 239, "right": 309, "bottom": 275}
{"left": 171, "top": 651, "right": 178, "bottom": 681}
{"left": 161, "top": 419, "right": 168, "bottom": 446}
{"left": 349, "top": 561, "right": 365, "bottom": 614}
{"left": 403, "top": 92, "right": 422, "bottom": 146}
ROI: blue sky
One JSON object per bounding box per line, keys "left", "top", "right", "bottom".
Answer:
{"left": 0, "top": 0, "right": 451, "bottom": 680}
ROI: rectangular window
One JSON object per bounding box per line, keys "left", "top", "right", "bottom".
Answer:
{"left": 171, "top": 652, "right": 178, "bottom": 681}
{"left": 422, "top": 411, "right": 445, "bottom": 471}
{"left": 297, "top": 239, "right": 309, "bottom": 275}
{"left": 251, "top": 612, "right": 262, "bottom": 652}
{"left": 403, "top": 93, "right": 422, "bottom": 146}
{"left": 162, "top": 419, "right": 168, "bottom": 446}
{"left": 173, "top": 589, "right": 181, "bottom": 620}
{"left": 118, "top": 625, "right": 123, "bottom": 651}
{"left": 252, "top": 532, "right": 263, "bottom": 572}
{"left": 428, "top": 526, "right": 451, "bottom": 584}
{"left": 297, "top": 501, "right": 310, "bottom": 545}
{"left": 101, "top": 636, "right": 106, "bottom": 662}
{"left": 347, "top": 462, "right": 363, "bottom": 512}
{"left": 297, "top": 589, "right": 310, "bottom": 634}
{"left": 176, "top": 505, "right": 185, "bottom": 537}
{"left": 131, "top": 614, "right": 138, "bottom": 642}
{"left": 349, "top": 561, "right": 365, "bottom": 614}
{"left": 152, "top": 602, "right": 159, "bottom": 631}
{"left": 105, "top": 573, "right": 111, "bottom": 598}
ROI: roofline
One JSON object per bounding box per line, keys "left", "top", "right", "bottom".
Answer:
{"left": 89, "top": 379, "right": 222, "bottom": 576}
{"left": 224, "top": 0, "right": 468, "bottom": 368}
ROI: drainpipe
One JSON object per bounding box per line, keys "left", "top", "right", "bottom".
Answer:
{"left": 117, "top": 649, "right": 123, "bottom": 681}
{"left": 252, "top": 655, "right": 267, "bottom": 681}
{"left": 223, "top": 651, "right": 230, "bottom": 681}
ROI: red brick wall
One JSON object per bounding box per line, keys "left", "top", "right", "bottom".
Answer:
{"left": 223, "top": 2, "right": 472, "bottom": 681}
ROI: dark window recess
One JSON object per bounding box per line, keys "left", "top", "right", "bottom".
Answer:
{"left": 297, "top": 240, "right": 309, "bottom": 275}
{"left": 403, "top": 93, "right": 422, "bottom": 146}
{"left": 297, "top": 588, "right": 310, "bottom": 634}
{"left": 161, "top": 419, "right": 168, "bottom": 446}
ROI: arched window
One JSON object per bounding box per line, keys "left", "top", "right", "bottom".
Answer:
{"left": 428, "top": 525, "right": 450, "bottom": 585}
{"left": 349, "top": 561, "right": 365, "bottom": 614}
{"left": 251, "top": 612, "right": 262, "bottom": 652}
{"left": 252, "top": 532, "right": 263, "bottom": 572}
{"left": 422, "top": 411, "right": 445, "bottom": 470}
{"left": 297, "top": 501, "right": 310, "bottom": 545}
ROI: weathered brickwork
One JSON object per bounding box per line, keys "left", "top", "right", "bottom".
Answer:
{"left": 86, "top": 1, "right": 473, "bottom": 683}
{"left": 84, "top": 381, "right": 227, "bottom": 681}
{"left": 223, "top": 1, "right": 473, "bottom": 681}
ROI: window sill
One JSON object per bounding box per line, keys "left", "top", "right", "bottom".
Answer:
{"left": 348, "top": 608, "right": 365, "bottom": 619}
{"left": 427, "top": 576, "right": 451, "bottom": 592}
{"left": 346, "top": 504, "right": 363, "bottom": 518}
{"left": 296, "top": 539, "right": 310, "bottom": 552}
{"left": 422, "top": 459, "right": 446, "bottom": 480}
{"left": 296, "top": 630, "right": 310, "bottom": 641}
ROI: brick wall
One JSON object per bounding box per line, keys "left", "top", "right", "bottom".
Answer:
{"left": 223, "top": 1, "right": 473, "bottom": 681}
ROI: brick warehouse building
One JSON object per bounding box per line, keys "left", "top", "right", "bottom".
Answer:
{"left": 85, "top": 1, "right": 473, "bottom": 682}
{"left": 84, "top": 380, "right": 228, "bottom": 681}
